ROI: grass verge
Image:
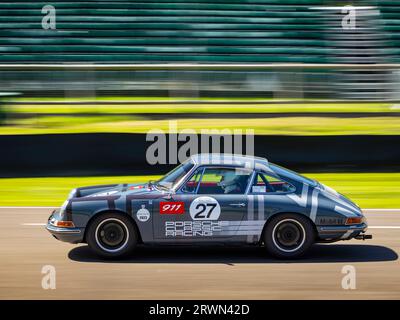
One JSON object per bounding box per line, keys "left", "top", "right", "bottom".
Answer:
{"left": 2, "top": 116, "right": 400, "bottom": 135}
{"left": 4, "top": 100, "right": 396, "bottom": 114}
{"left": 0, "top": 173, "right": 398, "bottom": 208}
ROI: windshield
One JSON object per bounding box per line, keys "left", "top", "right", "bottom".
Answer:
{"left": 156, "top": 159, "right": 195, "bottom": 190}
{"left": 269, "top": 163, "right": 317, "bottom": 187}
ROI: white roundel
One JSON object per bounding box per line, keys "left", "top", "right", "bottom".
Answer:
{"left": 190, "top": 197, "right": 221, "bottom": 220}
{"left": 136, "top": 205, "right": 150, "bottom": 222}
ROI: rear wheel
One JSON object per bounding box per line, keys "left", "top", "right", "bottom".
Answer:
{"left": 264, "top": 214, "right": 315, "bottom": 259}
{"left": 86, "top": 213, "right": 138, "bottom": 259}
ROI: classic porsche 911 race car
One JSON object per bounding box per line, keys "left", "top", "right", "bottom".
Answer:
{"left": 46, "top": 154, "right": 372, "bottom": 259}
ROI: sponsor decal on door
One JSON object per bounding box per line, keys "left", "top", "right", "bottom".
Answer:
{"left": 159, "top": 201, "right": 185, "bottom": 214}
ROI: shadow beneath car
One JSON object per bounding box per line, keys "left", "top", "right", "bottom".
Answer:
{"left": 68, "top": 243, "right": 398, "bottom": 264}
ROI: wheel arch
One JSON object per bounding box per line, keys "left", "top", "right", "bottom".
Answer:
{"left": 83, "top": 209, "right": 143, "bottom": 244}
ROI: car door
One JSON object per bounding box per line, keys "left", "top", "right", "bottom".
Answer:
{"left": 152, "top": 166, "right": 253, "bottom": 241}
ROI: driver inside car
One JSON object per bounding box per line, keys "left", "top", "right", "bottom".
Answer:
{"left": 217, "top": 170, "right": 241, "bottom": 194}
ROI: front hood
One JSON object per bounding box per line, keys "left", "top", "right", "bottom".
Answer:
{"left": 71, "top": 183, "right": 163, "bottom": 199}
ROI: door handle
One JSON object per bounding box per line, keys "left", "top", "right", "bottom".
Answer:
{"left": 229, "top": 203, "right": 246, "bottom": 207}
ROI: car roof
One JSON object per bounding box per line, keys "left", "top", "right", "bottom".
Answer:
{"left": 189, "top": 153, "right": 270, "bottom": 171}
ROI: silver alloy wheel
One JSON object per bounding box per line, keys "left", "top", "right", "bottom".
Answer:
{"left": 94, "top": 218, "right": 130, "bottom": 253}
{"left": 272, "top": 218, "right": 306, "bottom": 253}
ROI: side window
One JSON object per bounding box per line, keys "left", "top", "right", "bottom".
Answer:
{"left": 197, "top": 167, "right": 252, "bottom": 195}
{"left": 251, "top": 172, "right": 295, "bottom": 194}
{"left": 181, "top": 168, "right": 203, "bottom": 193}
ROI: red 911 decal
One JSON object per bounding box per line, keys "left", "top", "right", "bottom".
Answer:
{"left": 160, "top": 202, "right": 185, "bottom": 214}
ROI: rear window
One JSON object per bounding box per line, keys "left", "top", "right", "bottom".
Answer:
{"left": 269, "top": 163, "right": 317, "bottom": 187}
{"left": 251, "top": 172, "right": 295, "bottom": 193}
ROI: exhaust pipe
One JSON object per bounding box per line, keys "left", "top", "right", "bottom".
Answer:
{"left": 355, "top": 234, "right": 373, "bottom": 240}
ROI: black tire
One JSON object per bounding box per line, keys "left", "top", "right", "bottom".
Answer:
{"left": 86, "top": 212, "right": 138, "bottom": 259}
{"left": 263, "top": 213, "right": 315, "bottom": 259}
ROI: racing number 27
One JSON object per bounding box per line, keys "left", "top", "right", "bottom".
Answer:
{"left": 194, "top": 203, "right": 217, "bottom": 218}
{"left": 189, "top": 197, "right": 221, "bottom": 220}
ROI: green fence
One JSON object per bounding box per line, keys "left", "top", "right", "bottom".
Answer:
{"left": 0, "top": 0, "right": 398, "bottom": 63}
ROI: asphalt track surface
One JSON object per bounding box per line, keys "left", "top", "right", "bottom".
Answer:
{"left": 0, "top": 208, "right": 399, "bottom": 299}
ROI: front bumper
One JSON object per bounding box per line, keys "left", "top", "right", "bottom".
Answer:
{"left": 317, "top": 223, "right": 371, "bottom": 241}
{"left": 46, "top": 211, "right": 84, "bottom": 244}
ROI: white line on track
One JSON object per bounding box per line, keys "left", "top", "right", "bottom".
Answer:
{"left": 21, "top": 223, "right": 46, "bottom": 226}
{"left": 368, "top": 226, "right": 400, "bottom": 229}
{"left": 363, "top": 209, "right": 400, "bottom": 212}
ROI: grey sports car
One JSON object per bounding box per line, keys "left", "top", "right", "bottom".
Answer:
{"left": 46, "top": 154, "right": 371, "bottom": 259}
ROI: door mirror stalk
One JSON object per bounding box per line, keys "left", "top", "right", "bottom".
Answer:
{"left": 163, "top": 190, "right": 175, "bottom": 200}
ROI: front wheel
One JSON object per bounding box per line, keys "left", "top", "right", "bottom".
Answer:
{"left": 263, "top": 214, "right": 315, "bottom": 259}
{"left": 86, "top": 213, "right": 138, "bottom": 259}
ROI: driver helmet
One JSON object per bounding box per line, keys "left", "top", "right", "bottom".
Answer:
{"left": 218, "top": 171, "right": 239, "bottom": 193}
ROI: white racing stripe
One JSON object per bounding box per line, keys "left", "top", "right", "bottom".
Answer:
{"left": 246, "top": 195, "right": 255, "bottom": 243}
{"left": 221, "top": 231, "right": 263, "bottom": 236}
{"left": 222, "top": 226, "right": 264, "bottom": 231}
{"left": 310, "top": 189, "right": 319, "bottom": 222}
{"left": 287, "top": 184, "right": 308, "bottom": 208}
{"left": 334, "top": 205, "right": 358, "bottom": 216}
{"left": 257, "top": 195, "right": 264, "bottom": 221}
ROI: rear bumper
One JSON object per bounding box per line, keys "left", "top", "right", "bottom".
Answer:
{"left": 317, "top": 223, "right": 370, "bottom": 241}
